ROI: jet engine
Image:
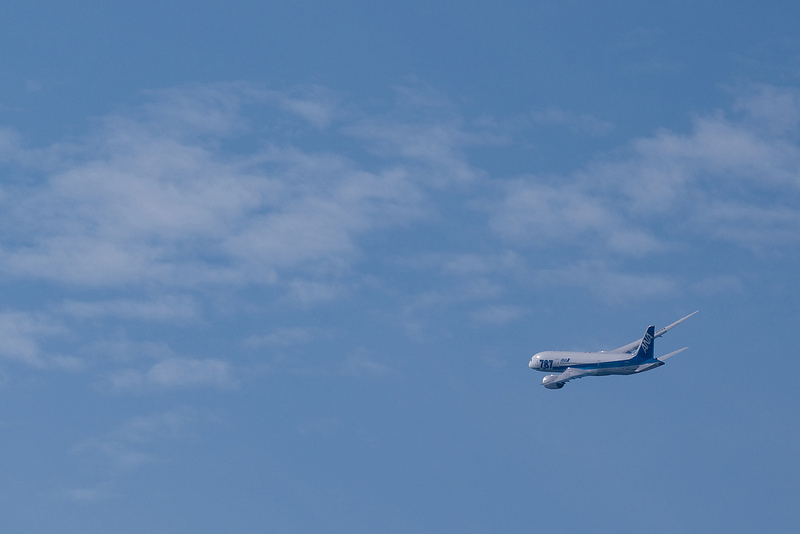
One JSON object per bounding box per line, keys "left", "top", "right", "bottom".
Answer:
{"left": 542, "top": 375, "right": 564, "bottom": 389}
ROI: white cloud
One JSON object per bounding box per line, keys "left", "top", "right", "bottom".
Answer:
{"left": 62, "top": 295, "right": 198, "bottom": 322}
{"left": 3, "top": 81, "right": 799, "bottom": 387}
{"left": 491, "top": 84, "right": 800, "bottom": 254}
{"left": 341, "top": 349, "right": 392, "bottom": 377}
{"left": 532, "top": 261, "right": 678, "bottom": 302}
{"left": 697, "top": 201, "right": 800, "bottom": 249}
{"left": 138, "top": 82, "right": 257, "bottom": 138}
{"left": 0, "top": 83, "right": 456, "bottom": 296}
{"left": 490, "top": 182, "right": 661, "bottom": 256}
{"left": 108, "top": 368, "right": 147, "bottom": 390}
{"left": 64, "top": 485, "right": 114, "bottom": 503}
{"left": 346, "top": 120, "right": 486, "bottom": 186}
{"left": 0, "top": 312, "right": 67, "bottom": 368}
{"left": 469, "top": 304, "right": 527, "bottom": 325}
{"left": 343, "top": 85, "right": 496, "bottom": 187}
{"left": 691, "top": 275, "right": 744, "bottom": 296}
{"left": 426, "top": 251, "right": 525, "bottom": 277}
{"left": 296, "top": 417, "right": 341, "bottom": 436}
{"left": 733, "top": 84, "right": 800, "bottom": 135}
{"left": 110, "top": 358, "right": 234, "bottom": 390}
{"left": 273, "top": 84, "right": 342, "bottom": 128}
{"left": 85, "top": 338, "right": 178, "bottom": 366}
{"left": 75, "top": 408, "right": 200, "bottom": 471}
{"left": 530, "top": 107, "right": 614, "bottom": 136}
{"left": 147, "top": 358, "right": 233, "bottom": 387}
{"left": 244, "top": 326, "right": 326, "bottom": 348}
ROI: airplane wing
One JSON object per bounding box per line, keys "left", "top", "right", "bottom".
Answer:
{"left": 610, "top": 311, "right": 698, "bottom": 354}
{"left": 542, "top": 367, "right": 600, "bottom": 389}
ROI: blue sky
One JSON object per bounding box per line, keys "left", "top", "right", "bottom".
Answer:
{"left": 1, "top": 1, "right": 799, "bottom": 532}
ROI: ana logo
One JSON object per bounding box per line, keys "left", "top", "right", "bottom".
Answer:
{"left": 641, "top": 332, "right": 652, "bottom": 353}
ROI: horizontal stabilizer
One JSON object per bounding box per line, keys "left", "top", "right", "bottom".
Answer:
{"left": 658, "top": 347, "right": 689, "bottom": 361}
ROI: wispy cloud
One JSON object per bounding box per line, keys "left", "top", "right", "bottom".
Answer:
{"left": 2, "top": 81, "right": 799, "bottom": 385}
{"left": 490, "top": 181, "right": 662, "bottom": 256}
{"left": 109, "top": 358, "right": 234, "bottom": 390}
{"left": 491, "top": 84, "right": 800, "bottom": 256}
{"left": 244, "top": 326, "right": 329, "bottom": 349}
{"left": 0, "top": 311, "right": 69, "bottom": 368}
{"left": 74, "top": 408, "right": 200, "bottom": 471}
{"left": 732, "top": 84, "right": 800, "bottom": 135}
{"left": 64, "top": 485, "right": 115, "bottom": 503}
{"left": 341, "top": 349, "right": 393, "bottom": 377}
{"left": 273, "top": 84, "right": 342, "bottom": 129}
{"left": 0, "top": 83, "right": 471, "bottom": 294}
{"left": 469, "top": 304, "right": 528, "bottom": 325}
{"left": 62, "top": 295, "right": 198, "bottom": 322}
{"left": 532, "top": 261, "right": 678, "bottom": 302}
{"left": 529, "top": 107, "right": 614, "bottom": 136}
{"left": 344, "top": 84, "right": 498, "bottom": 187}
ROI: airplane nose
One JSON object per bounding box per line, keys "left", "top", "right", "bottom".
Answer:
{"left": 529, "top": 357, "right": 536, "bottom": 369}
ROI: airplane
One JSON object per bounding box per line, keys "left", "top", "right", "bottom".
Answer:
{"left": 529, "top": 311, "right": 697, "bottom": 389}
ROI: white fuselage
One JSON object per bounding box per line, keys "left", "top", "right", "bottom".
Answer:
{"left": 528, "top": 351, "right": 663, "bottom": 375}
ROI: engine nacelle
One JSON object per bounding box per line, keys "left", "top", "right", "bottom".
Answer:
{"left": 542, "top": 375, "right": 564, "bottom": 389}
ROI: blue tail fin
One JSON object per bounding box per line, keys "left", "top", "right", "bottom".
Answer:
{"left": 632, "top": 325, "right": 655, "bottom": 362}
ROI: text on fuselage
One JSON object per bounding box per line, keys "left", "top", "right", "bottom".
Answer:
{"left": 540, "top": 358, "right": 569, "bottom": 369}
